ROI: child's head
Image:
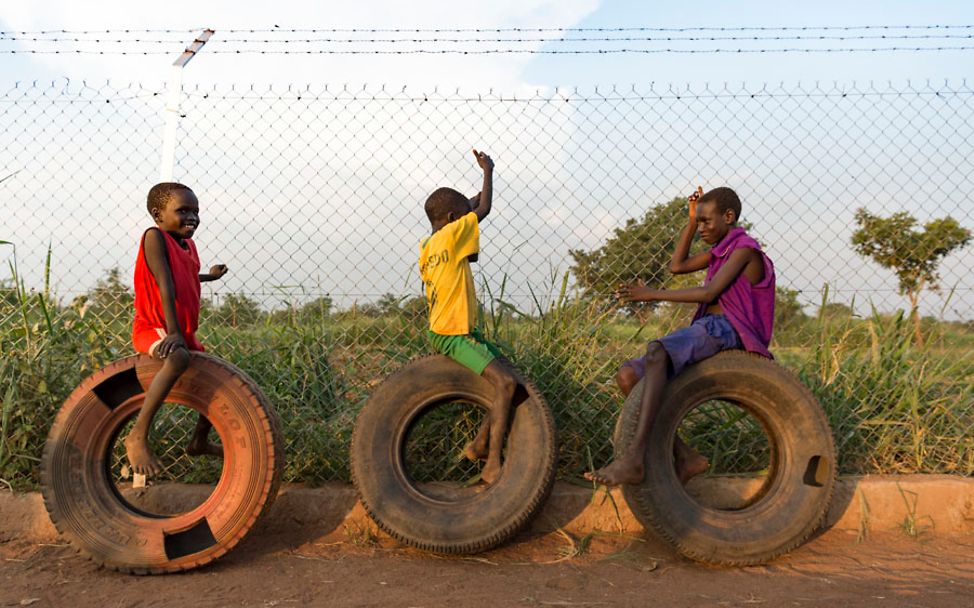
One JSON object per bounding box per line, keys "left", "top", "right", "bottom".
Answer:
{"left": 695, "top": 187, "right": 741, "bottom": 244}
{"left": 424, "top": 187, "right": 470, "bottom": 229}
{"left": 146, "top": 182, "right": 199, "bottom": 240}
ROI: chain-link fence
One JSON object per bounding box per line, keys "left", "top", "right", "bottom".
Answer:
{"left": 1, "top": 79, "right": 972, "bottom": 489}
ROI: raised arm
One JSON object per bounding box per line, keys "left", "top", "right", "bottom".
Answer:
{"left": 620, "top": 248, "right": 758, "bottom": 305}
{"left": 470, "top": 149, "right": 494, "bottom": 222}
{"left": 669, "top": 186, "right": 710, "bottom": 274}
{"left": 142, "top": 228, "right": 186, "bottom": 357}
{"left": 200, "top": 264, "right": 228, "bottom": 283}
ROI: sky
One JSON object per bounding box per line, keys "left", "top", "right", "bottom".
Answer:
{"left": 1, "top": 1, "right": 972, "bottom": 319}
{"left": 2, "top": 1, "right": 971, "bottom": 88}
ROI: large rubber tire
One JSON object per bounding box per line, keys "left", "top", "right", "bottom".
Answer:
{"left": 614, "top": 350, "right": 836, "bottom": 566}
{"left": 351, "top": 355, "right": 557, "bottom": 554}
{"left": 41, "top": 353, "right": 284, "bottom": 574}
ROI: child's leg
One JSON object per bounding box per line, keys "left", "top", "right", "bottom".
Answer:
{"left": 673, "top": 434, "right": 709, "bottom": 485}
{"left": 614, "top": 363, "right": 708, "bottom": 485}
{"left": 586, "top": 341, "right": 669, "bottom": 486}
{"left": 186, "top": 414, "right": 223, "bottom": 457}
{"left": 478, "top": 359, "right": 517, "bottom": 485}
{"left": 463, "top": 417, "right": 490, "bottom": 462}
{"left": 124, "top": 347, "right": 191, "bottom": 476}
{"left": 614, "top": 364, "right": 640, "bottom": 395}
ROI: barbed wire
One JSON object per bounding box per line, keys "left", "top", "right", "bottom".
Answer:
{"left": 194, "top": 45, "right": 974, "bottom": 55}
{"left": 3, "top": 79, "right": 970, "bottom": 105}
{"left": 0, "top": 37, "right": 196, "bottom": 44}
{"left": 196, "top": 34, "right": 974, "bottom": 43}
{"left": 215, "top": 24, "right": 974, "bottom": 33}
{"left": 3, "top": 24, "right": 973, "bottom": 35}
{"left": 6, "top": 46, "right": 974, "bottom": 56}
{"left": 4, "top": 34, "right": 974, "bottom": 44}
{"left": 3, "top": 50, "right": 174, "bottom": 55}
{"left": 4, "top": 24, "right": 973, "bottom": 55}
{"left": 0, "top": 29, "right": 198, "bottom": 35}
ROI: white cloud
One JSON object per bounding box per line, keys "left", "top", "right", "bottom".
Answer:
{"left": 2, "top": 1, "right": 600, "bottom": 88}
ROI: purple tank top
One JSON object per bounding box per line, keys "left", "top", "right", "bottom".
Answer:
{"left": 693, "top": 227, "right": 776, "bottom": 358}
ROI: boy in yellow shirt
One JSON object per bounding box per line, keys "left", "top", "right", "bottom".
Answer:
{"left": 418, "top": 149, "right": 516, "bottom": 485}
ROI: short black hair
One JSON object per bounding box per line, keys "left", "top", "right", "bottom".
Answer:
{"left": 699, "top": 187, "right": 742, "bottom": 225}
{"left": 147, "top": 182, "right": 192, "bottom": 217}
{"left": 424, "top": 187, "right": 467, "bottom": 223}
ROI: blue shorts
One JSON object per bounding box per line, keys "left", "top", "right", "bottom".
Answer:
{"left": 622, "top": 314, "right": 742, "bottom": 379}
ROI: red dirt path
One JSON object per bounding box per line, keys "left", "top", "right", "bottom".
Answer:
{"left": 2, "top": 526, "right": 972, "bottom": 607}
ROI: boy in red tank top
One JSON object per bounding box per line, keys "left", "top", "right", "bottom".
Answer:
{"left": 126, "top": 182, "right": 228, "bottom": 476}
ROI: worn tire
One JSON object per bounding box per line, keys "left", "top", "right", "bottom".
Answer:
{"left": 351, "top": 355, "right": 557, "bottom": 554}
{"left": 614, "top": 350, "right": 836, "bottom": 566}
{"left": 41, "top": 353, "right": 284, "bottom": 574}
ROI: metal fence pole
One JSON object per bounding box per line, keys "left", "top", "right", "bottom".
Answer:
{"left": 159, "top": 29, "right": 214, "bottom": 182}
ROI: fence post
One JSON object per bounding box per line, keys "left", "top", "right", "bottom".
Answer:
{"left": 158, "top": 29, "right": 214, "bottom": 182}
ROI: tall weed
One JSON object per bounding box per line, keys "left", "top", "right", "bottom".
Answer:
{"left": 798, "top": 289, "right": 973, "bottom": 475}
{"left": 2, "top": 260, "right": 972, "bottom": 489}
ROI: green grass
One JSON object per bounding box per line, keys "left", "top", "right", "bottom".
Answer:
{"left": 2, "top": 268, "right": 973, "bottom": 490}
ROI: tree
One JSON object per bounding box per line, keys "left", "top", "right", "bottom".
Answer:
{"left": 80, "top": 267, "right": 134, "bottom": 324}
{"left": 400, "top": 296, "right": 428, "bottom": 322}
{"left": 774, "top": 287, "right": 809, "bottom": 335}
{"left": 357, "top": 293, "right": 405, "bottom": 318}
{"left": 298, "top": 296, "right": 333, "bottom": 321}
{"left": 0, "top": 277, "right": 17, "bottom": 308}
{"left": 265, "top": 295, "right": 333, "bottom": 326}
{"left": 210, "top": 293, "right": 263, "bottom": 328}
{"left": 569, "top": 196, "right": 756, "bottom": 316}
{"left": 851, "top": 208, "right": 971, "bottom": 345}
{"left": 569, "top": 196, "right": 702, "bottom": 307}
{"left": 818, "top": 302, "right": 854, "bottom": 319}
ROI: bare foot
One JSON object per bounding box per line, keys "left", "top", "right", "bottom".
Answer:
{"left": 481, "top": 460, "right": 501, "bottom": 485}
{"left": 675, "top": 444, "right": 709, "bottom": 485}
{"left": 584, "top": 455, "right": 645, "bottom": 486}
{"left": 124, "top": 433, "right": 163, "bottom": 476}
{"left": 186, "top": 434, "right": 223, "bottom": 458}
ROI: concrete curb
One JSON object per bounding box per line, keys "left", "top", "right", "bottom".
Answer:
{"left": 3, "top": 475, "right": 972, "bottom": 544}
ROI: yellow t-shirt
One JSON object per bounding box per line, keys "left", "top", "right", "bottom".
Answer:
{"left": 419, "top": 212, "right": 480, "bottom": 335}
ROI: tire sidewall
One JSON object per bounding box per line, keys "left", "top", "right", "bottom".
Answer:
{"left": 616, "top": 351, "right": 836, "bottom": 565}
{"left": 352, "top": 355, "right": 557, "bottom": 553}
{"left": 41, "top": 353, "right": 283, "bottom": 573}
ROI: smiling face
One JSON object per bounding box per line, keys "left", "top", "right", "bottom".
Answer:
{"left": 152, "top": 189, "right": 200, "bottom": 240}
{"left": 695, "top": 200, "right": 735, "bottom": 245}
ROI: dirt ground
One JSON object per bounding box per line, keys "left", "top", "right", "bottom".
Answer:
{"left": 2, "top": 523, "right": 973, "bottom": 608}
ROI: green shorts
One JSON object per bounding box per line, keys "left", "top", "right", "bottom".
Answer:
{"left": 427, "top": 328, "right": 502, "bottom": 375}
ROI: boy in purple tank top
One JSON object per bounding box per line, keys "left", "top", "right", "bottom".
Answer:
{"left": 585, "top": 186, "right": 776, "bottom": 487}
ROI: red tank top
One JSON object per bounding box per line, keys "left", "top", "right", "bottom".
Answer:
{"left": 132, "top": 228, "right": 204, "bottom": 351}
